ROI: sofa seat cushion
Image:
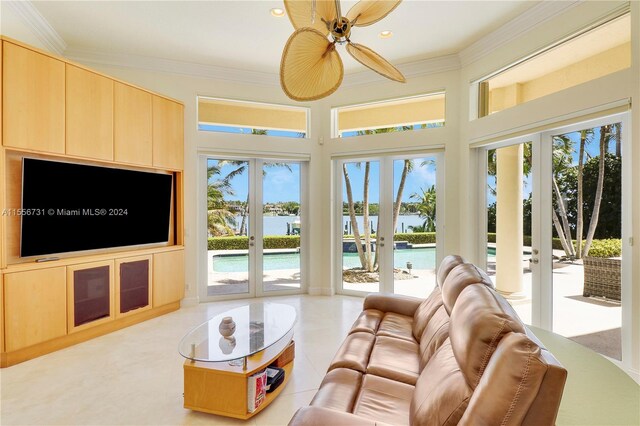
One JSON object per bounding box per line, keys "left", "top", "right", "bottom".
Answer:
{"left": 328, "top": 332, "right": 376, "bottom": 373}
{"left": 353, "top": 374, "right": 414, "bottom": 426}
{"left": 349, "top": 309, "right": 384, "bottom": 335}
{"left": 410, "top": 339, "right": 472, "bottom": 426}
{"left": 310, "top": 368, "right": 363, "bottom": 413}
{"left": 418, "top": 305, "right": 450, "bottom": 370}
{"left": 367, "top": 336, "right": 420, "bottom": 385}
{"left": 377, "top": 312, "right": 416, "bottom": 343}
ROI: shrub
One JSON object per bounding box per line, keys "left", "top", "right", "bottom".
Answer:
{"left": 393, "top": 232, "right": 436, "bottom": 244}
{"left": 209, "top": 236, "right": 248, "bottom": 250}
{"left": 208, "top": 235, "right": 301, "bottom": 250}
{"left": 342, "top": 232, "right": 436, "bottom": 244}
{"left": 584, "top": 239, "right": 622, "bottom": 258}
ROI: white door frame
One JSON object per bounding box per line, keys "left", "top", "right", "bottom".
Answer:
{"left": 540, "top": 112, "right": 632, "bottom": 371}
{"left": 476, "top": 111, "right": 632, "bottom": 373}
{"left": 334, "top": 151, "right": 444, "bottom": 297}
{"left": 198, "top": 155, "right": 308, "bottom": 303}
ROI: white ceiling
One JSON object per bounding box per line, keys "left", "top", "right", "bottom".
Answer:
{"left": 31, "top": 1, "right": 538, "bottom": 75}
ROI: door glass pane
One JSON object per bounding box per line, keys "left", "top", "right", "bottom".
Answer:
{"left": 207, "top": 159, "right": 250, "bottom": 296}
{"left": 488, "top": 142, "right": 532, "bottom": 324}
{"left": 262, "top": 162, "right": 302, "bottom": 292}
{"left": 392, "top": 157, "right": 438, "bottom": 297}
{"left": 551, "top": 123, "right": 622, "bottom": 360}
{"left": 341, "top": 161, "right": 380, "bottom": 293}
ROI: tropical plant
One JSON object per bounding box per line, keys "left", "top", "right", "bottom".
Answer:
{"left": 410, "top": 185, "right": 437, "bottom": 232}
{"left": 207, "top": 163, "right": 236, "bottom": 236}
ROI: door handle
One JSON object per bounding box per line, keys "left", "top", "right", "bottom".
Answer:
{"left": 531, "top": 258, "right": 539, "bottom": 264}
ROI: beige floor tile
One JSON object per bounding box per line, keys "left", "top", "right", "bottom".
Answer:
{"left": 0, "top": 295, "right": 361, "bottom": 426}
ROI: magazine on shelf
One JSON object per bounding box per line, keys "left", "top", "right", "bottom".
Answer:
{"left": 247, "top": 370, "right": 267, "bottom": 413}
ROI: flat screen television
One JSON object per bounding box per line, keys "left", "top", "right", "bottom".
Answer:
{"left": 21, "top": 158, "right": 173, "bottom": 258}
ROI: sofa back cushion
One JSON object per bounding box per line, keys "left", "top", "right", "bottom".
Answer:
{"left": 458, "top": 332, "right": 566, "bottom": 426}
{"left": 436, "top": 255, "right": 466, "bottom": 289}
{"left": 449, "top": 284, "right": 525, "bottom": 389}
{"left": 441, "top": 264, "right": 494, "bottom": 315}
{"left": 412, "top": 287, "right": 444, "bottom": 340}
{"left": 410, "top": 339, "right": 472, "bottom": 426}
{"left": 418, "top": 305, "right": 450, "bottom": 370}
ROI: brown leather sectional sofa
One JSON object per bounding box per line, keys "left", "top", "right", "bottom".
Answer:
{"left": 289, "top": 255, "right": 567, "bottom": 426}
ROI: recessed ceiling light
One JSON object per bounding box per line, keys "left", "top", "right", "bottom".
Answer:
{"left": 379, "top": 30, "right": 393, "bottom": 39}
{"left": 271, "top": 8, "right": 285, "bottom": 17}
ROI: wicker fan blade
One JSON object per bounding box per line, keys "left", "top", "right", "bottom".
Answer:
{"left": 346, "top": 42, "right": 405, "bottom": 82}
{"left": 347, "top": 0, "right": 402, "bottom": 27}
{"left": 280, "top": 28, "right": 344, "bottom": 101}
{"left": 284, "top": 0, "right": 338, "bottom": 35}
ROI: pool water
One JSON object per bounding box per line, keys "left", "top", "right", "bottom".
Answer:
{"left": 213, "top": 247, "right": 439, "bottom": 273}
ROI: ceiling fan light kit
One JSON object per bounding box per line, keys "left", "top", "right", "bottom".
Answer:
{"left": 280, "top": 0, "right": 405, "bottom": 102}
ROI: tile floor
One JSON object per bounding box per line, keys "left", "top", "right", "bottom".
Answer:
{"left": 0, "top": 295, "right": 364, "bottom": 426}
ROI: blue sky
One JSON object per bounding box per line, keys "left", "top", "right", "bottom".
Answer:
{"left": 342, "top": 157, "right": 437, "bottom": 203}
{"left": 208, "top": 160, "right": 301, "bottom": 203}
{"left": 209, "top": 158, "right": 437, "bottom": 204}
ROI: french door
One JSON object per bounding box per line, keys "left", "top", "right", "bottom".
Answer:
{"left": 335, "top": 153, "right": 443, "bottom": 297}
{"left": 478, "top": 113, "right": 630, "bottom": 364}
{"left": 201, "top": 157, "right": 307, "bottom": 301}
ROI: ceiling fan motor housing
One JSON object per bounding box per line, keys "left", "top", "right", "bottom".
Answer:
{"left": 330, "top": 17, "right": 352, "bottom": 42}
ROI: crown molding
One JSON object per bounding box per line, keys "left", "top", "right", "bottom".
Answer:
{"left": 458, "top": 0, "right": 582, "bottom": 67}
{"left": 10, "top": 0, "right": 583, "bottom": 87}
{"left": 342, "top": 54, "right": 460, "bottom": 88}
{"left": 64, "top": 47, "right": 281, "bottom": 87}
{"left": 4, "top": 0, "right": 67, "bottom": 54}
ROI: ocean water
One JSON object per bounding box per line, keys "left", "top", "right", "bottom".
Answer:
{"left": 235, "top": 215, "right": 426, "bottom": 236}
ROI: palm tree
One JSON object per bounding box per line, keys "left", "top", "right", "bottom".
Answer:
{"left": 343, "top": 163, "right": 368, "bottom": 268}
{"left": 583, "top": 124, "right": 613, "bottom": 256}
{"left": 551, "top": 135, "right": 577, "bottom": 258}
{"left": 207, "top": 163, "right": 236, "bottom": 236}
{"left": 410, "top": 185, "right": 436, "bottom": 232}
{"left": 575, "top": 129, "right": 593, "bottom": 258}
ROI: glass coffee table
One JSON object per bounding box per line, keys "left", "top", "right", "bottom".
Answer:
{"left": 179, "top": 302, "right": 296, "bottom": 419}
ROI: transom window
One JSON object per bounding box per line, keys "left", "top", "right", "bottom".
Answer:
{"left": 197, "top": 96, "right": 309, "bottom": 138}
{"left": 477, "top": 13, "right": 631, "bottom": 117}
{"left": 333, "top": 93, "right": 445, "bottom": 138}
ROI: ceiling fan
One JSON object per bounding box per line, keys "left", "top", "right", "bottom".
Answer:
{"left": 280, "top": 0, "right": 405, "bottom": 101}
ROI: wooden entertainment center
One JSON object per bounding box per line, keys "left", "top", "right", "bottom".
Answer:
{"left": 0, "top": 37, "right": 185, "bottom": 367}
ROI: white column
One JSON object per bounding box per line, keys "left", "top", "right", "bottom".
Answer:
{"left": 496, "top": 144, "right": 525, "bottom": 297}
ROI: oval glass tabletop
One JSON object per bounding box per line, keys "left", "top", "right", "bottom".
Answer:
{"left": 178, "top": 302, "right": 297, "bottom": 362}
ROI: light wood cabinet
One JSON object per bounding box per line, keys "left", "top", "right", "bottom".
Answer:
{"left": 66, "top": 65, "right": 114, "bottom": 160}
{"left": 115, "top": 255, "right": 152, "bottom": 318}
{"left": 67, "top": 261, "right": 115, "bottom": 333}
{"left": 153, "top": 249, "right": 184, "bottom": 307}
{"left": 153, "top": 96, "right": 184, "bottom": 170}
{"left": 2, "top": 41, "right": 65, "bottom": 153}
{"left": 114, "top": 82, "right": 152, "bottom": 166}
{"left": 4, "top": 267, "right": 67, "bottom": 351}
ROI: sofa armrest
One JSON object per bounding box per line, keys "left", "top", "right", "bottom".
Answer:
{"left": 363, "top": 293, "right": 423, "bottom": 317}
{"left": 289, "top": 407, "right": 393, "bottom": 426}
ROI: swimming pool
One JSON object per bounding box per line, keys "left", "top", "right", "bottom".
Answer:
{"left": 213, "top": 247, "right": 441, "bottom": 273}
{"left": 212, "top": 246, "right": 502, "bottom": 273}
